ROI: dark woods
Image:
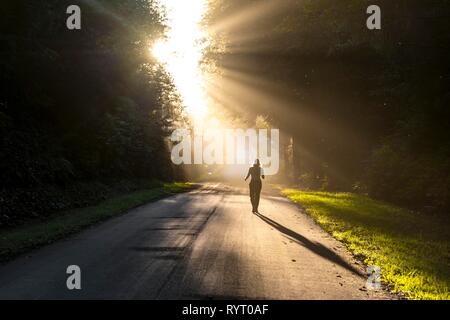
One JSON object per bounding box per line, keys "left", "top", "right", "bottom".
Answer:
{"left": 0, "top": 1, "right": 184, "bottom": 227}
{"left": 0, "top": 0, "right": 449, "bottom": 227}
{"left": 207, "top": 0, "right": 450, "bottom": 215}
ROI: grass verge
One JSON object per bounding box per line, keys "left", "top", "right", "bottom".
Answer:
{"left": 0, "top": 182, "right": 196, "bottom": 262}
{"left": 282, "top": 189, "right": 449, "bottom": 300}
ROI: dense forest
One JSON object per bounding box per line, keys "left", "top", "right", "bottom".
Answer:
{"left": 1, "top": 0, "right": 449, "bottom": 228}
{"left": 0, "top": 1, "right": 185, "bottom": 227}
{"left": 206, "top": 0, "right": 450, "bottom": 214}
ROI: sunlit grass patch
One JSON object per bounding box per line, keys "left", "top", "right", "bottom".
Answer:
{"left": 282, "top": 189, "right": 450, "bottom": 300}
{"left": 163, "top": 182, "right": 196, "bottom": 193}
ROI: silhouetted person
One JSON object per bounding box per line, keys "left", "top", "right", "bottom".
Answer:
{"left": 245, "top": 159, "right": 265, "bottom": 213}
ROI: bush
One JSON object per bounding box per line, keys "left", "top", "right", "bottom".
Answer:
{"left": 364, "top": 144, "right": 450, "bottom": 214}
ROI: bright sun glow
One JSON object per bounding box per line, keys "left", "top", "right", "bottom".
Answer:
{"left": 152, "top": 0, "right": 209, "bottom": 120}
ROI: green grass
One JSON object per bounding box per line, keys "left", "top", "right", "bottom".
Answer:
{"left": 282, "top": 189, "right": 450, "bottom": 300}
{"left": 0, "top": 182, "right": 196, "bottom": 262}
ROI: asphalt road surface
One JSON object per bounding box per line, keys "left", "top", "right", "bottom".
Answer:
{"left": 0, "top": 183, "right": 391, "bottom": 299}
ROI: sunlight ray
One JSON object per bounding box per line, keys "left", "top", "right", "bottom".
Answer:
{"left": 152, "top": 0, "right": 210, "bottom": 120}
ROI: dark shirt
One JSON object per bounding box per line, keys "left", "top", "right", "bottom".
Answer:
{"left": 246, "top": 166, "right": 265, "bottom": 182}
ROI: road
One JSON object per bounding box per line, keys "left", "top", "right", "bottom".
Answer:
{"left": 0, "top": 183, "right": 391, "bottom": 299}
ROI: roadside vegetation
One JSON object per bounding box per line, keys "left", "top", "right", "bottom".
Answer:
{"left": 282, "top": 189, "right": 450, "bottom": 300}
{"left": 0, "top": 182, "right": 196, "bottom": 262}
{"left": 0, "top": 1, "right": 187, "bottom": 228}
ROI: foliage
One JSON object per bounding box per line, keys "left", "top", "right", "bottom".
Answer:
{"left": 207, "top": 0, "right": 450, "bottom": 214}
{"left": 0, "top": 1, "right": 184, "bottom": 226}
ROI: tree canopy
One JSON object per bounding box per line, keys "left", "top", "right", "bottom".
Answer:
{"left": 206, "top": 0, "right": 450, "bottom": 212}
{"left": 0, "top": 1, "right": 184, "bottom": 226}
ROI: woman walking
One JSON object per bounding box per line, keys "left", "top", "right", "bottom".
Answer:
{"left": 245, "top": 159, "right": 265, "bottom": 213}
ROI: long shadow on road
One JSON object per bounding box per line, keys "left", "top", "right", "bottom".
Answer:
{"left": 253, "top": 212, "right": 363, "bottom": 277}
